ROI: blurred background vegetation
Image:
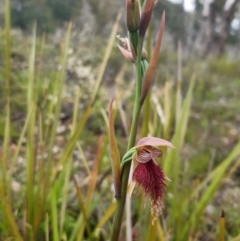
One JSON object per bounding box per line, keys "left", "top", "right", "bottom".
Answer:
{"left": 0, "top": 0, "right": 240, "bottom": 240}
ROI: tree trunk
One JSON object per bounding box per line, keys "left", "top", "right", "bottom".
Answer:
{"left": 198, "top": 0, "right": 239, "bottom": 56}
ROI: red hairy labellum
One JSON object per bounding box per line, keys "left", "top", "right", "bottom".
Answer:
{"left": 129, "top": 137, "right": 174, "bottom": 222}
{"left": 133, "top": 159, "right": 166, "bottom": 222}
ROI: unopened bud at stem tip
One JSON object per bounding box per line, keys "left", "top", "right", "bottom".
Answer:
{"left": 126, "top": 0, "right": 140, "bottom": 32}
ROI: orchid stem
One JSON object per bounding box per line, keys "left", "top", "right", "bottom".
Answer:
{"left": 111, "top": 36, "right": 144, "bottom": 241}
{"left": 127, "top": 39, "right": 144, "bottom": 149}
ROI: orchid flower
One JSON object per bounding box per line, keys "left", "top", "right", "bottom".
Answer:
{"left": 122, "top": 137, "right": 175, "bottom": 223}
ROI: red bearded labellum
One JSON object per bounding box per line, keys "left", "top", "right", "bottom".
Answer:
{"left": 130, "top": 139, "right": 174, "bottom": 223}
{"left": 133, "top": 158, "right": 166, "bottom": 223}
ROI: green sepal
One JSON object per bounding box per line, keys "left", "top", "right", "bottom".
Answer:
{"left": 120, "top": 147, "right": 137, "bottom": 169}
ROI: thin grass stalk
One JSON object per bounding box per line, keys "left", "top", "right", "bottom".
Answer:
{"left": 175, "top": 40, "right": 182, "bottom": 125}
{"left": 26, "top": 23, "right": 37, "bottom": 235}
{"left": 50, "top": 187, "right": 59, "bottom": 241}
{"left": 69, "top": 215, "right": 83, "bottom": 241}
{"left": 92, "top": 202, "right": 117, "bottom": 236}
{"left": 73, "top": 177, "right": 92, "bottom": 235}
{"left": 68, "top": 136, "right": 105, "bottom": 241}
{"left": 59, "top": 86, "right": 82, "bottom": 236}
{"left": 0, "top": 185, "right": 23, "bottom": 240}
{"left": 76, "top": 136, "right": 104, "bottom": 241}
{"left": 59, "top": 158, "right": 72, "bottom": 236}
{"left": 163, "top": 81, "right": 172, "bottom": 139}
{"left": 45, "top": 213, "right": 49, "bottom": 241}
{"left": 77, "top": 142, "right": 91, "bottom": 176}
{"left": 152, "top": 94, "right": 165, "bottom": 128}
{"left": 32, "top": 24, "right": 72, "bottom": 234}
{"left": 2, "top": 0, "right": 11, "bottom": 199}
{"left": 45, "top": 22, "right": 72, "bottom": 181}
{"left": 217, "top": 211, "right": 225, "bottom": 241}
{"left": 35, "top": 33, "right": 46, "bottom": 104}
{"left": 68, "top": 137, "right": 104, "bottom": 241}
{"left": 34, "top": 112, "right": 45, "bottom": 233}
{"left": 72, "top": 86, "right": 81, "bottom": 132}
{"left": 32, "top": 23, "right": 72, "bottom": 237}
{"left": 43, "top": 77, "right": 56, "bottom": 140}
{"left": 101, "top": 107, "right": 110, "bottom": 130}
{"left": 149, "top": 105, "right": 156, "bottom": 134}
{"left": 27, "top": 23, "right": 37, "bottom": 111}
{"left": 0, "top": 197, "right": 7, "bottom": 237}
{"left": 8, "top": 106, "right": 33, "bottom": 208}
{"left": 174, "top": 193, "right": 186, "bottom": 238}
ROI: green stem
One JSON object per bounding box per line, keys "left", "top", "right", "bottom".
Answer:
{"left": 3, "top": 0, "right": 11, "bottom": 197}
{"left": 110, "top": 36, "right": 144, "bottom": 241}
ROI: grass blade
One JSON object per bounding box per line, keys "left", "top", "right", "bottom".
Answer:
{"left": 109, "top": 98, "right": 121, "bottom": 198}
{"left": 163, "top": 74, "right": 195, "bottom": 181}
{"left": 2, "top": 0, "right": 11, "bottom": 198}
{"left": 181, "top": 140, "right": 240, "bottom": 240}
{"left": 92, "top": 202, "right": 117, "bottom": 236}
{"left": 73, "top": 177, "right": 91, "bottom": 234}
{"left": 69, "top": 135, "right": 104, "bottom": 241}
{"left": 0, "top": 188, "right": 23, "bottom": 240}
{"left": 26, "top": 23, "right": 37, "bottom": 231}
{"left": 50, "top": 187, "right": 59, "bottom": 241}
{"left": 217, "top": 211, "right": 225, "bottom": 241}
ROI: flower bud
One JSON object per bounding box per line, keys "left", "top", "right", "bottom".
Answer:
{"left": 141, "top": 47, "right": 148, "bottom": 60}
{"left": 126, "top": 0, "right": 140, "bottom": 32}
{"left": 139, "top": 0, "right": 154, "bottom": 37}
